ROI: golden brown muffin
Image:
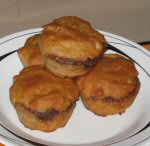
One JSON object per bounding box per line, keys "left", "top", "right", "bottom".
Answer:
{"left": 39, "top": 16, "right": 106, "bottom": 77}
{"left": 76, "top": 54, "right": 140, "bottom": 116}
{"left": 10, "top": 66, "right": 79, "bottom": 132}
{"left": 45, "top": 16, "right": 106, "bottom": 44}
{"left": 18, "top": 34, "right": 44, "bottom": 67}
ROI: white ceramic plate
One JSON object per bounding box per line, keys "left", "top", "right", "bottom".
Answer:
{"left": 0, "top": 28, "right": 150, "bottom": 146}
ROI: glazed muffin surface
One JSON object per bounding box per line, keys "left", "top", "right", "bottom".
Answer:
{"left": 76, "top": 54, "right": 140, "bottom": 116}
{"left": 52, "top": 16, "right": 106, "bottom": 44}
{"left": 39, "top": 16, "right": 106, "bottom": 77}
{"left": 10, "top": 66, "right": 79, "bottom": 131}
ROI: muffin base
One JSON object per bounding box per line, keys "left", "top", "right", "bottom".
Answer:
{"left": 44, "top": 54, "right": 102, "bottom": 77}
{"left": 81, "top": 79, "right": 141, "bottom": 116}
{"left": 15, "top": 102, "right": 75, "bottom": 132}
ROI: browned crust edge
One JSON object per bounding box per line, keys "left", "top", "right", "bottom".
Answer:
{"left": 81, "top": 78, "right": 141, "bottom": 116}
{"left": 15, "top": 102, "right": 75, "bottom": 121}
{"left": 47, "top": 54, "right": 103, "bottom": 69}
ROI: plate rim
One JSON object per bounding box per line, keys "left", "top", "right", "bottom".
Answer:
{"left": 0, "top": 28, "right": 150, "bottom": 146}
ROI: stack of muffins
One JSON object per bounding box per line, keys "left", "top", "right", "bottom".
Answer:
{"left": 10, "top": 16, "right": 140, "bottom": 132}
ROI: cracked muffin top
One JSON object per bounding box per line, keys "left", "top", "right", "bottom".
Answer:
{"left": 76, "top": 54, "right": 139, "bottom": 100}
{"left": 39, "top": 16, "right": 106, "bottom": 60}
{"left": 10, "top": 65, "right": 79, "bottom": 113}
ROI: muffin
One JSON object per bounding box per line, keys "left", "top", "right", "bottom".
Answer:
{"left": 39, "top": 16, "right": 106, "bottom": 77}
{"left": 76, "top": 54, "right": 141, "bottom": 116}
{"left": 46, "top": 16, "right": 106, "bottom": 44}
{"left": 18, "top": 34, "right": 44, "bottom": 67}
{"left": 10, "top": 66, "right": 79, "bottom": 132}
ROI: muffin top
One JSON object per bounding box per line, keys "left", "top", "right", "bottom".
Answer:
{"left": 76, "top": 54, "right": 139, "bottom": 100}
{"left": 18, "top": 34, "right": 44, "bottom": 67}
{"left": 10, "top": 66, "right": 79, "bottom": 113}
{"left": 53, "top": 16, "right": 106, "bottom": 44}
{"left": 39, "top": 16, "right": 106, "bottom": 60}
{"left": 24, "top": 34, "right": 40, "bottom": 46}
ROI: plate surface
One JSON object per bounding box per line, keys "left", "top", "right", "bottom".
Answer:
{"left": 0, "top": 28, "right": 150, "bottom": 146}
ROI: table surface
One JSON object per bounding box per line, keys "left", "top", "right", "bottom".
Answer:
{"left": 142, "top": 43, "right": 150, "bottom": 51}
{"left": 0, "top": 0, "right": 150, "bottom": 42}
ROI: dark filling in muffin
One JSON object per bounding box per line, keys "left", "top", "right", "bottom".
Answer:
{"left": 34, "top": 108, "right": 59, "bottom": 121}
{"left": 17, "top": 102, "right": 75, "bottom": 121}
{"left": 89, "top": 78, "right": 140, "bottom": 103}
{"left": 34, "top": 103, "right": 75, "bottom": 121}
{"left": 47, "top": 54, "right": 102, "bottom": 69}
